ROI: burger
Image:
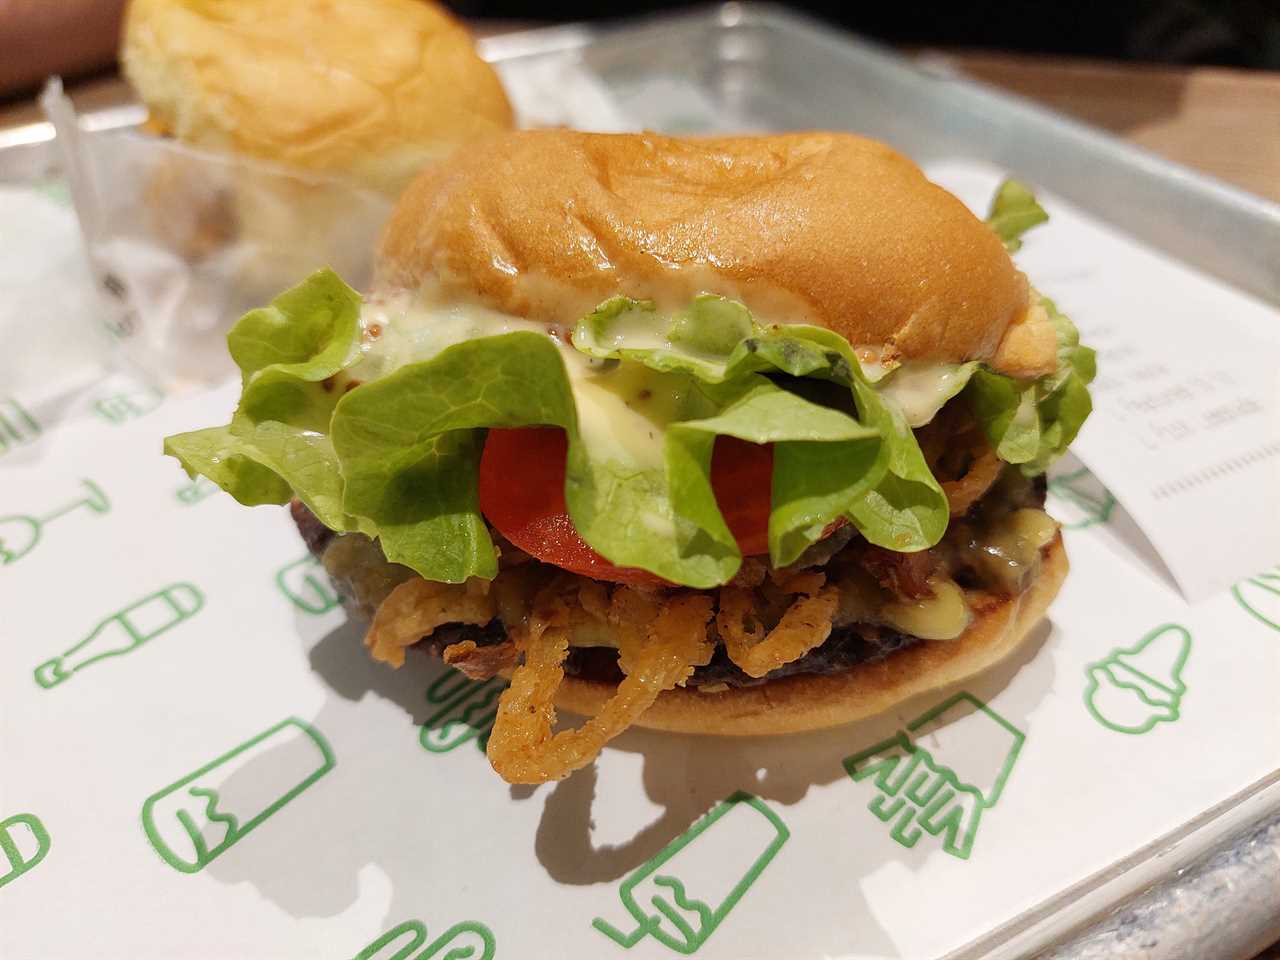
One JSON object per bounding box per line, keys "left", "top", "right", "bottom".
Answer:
{"left": 166, "top": 131, "right": 1095, "bottom": 784}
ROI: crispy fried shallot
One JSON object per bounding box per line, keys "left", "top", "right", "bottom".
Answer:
{"left": 364, "top": 577, "right": 495, "bottom": 667}
{"left": 718, "top": 576, "right": 839, "bottom": 678}
{"left": 442, "top": 639, "right": 518, "bottom": 680}
{"left": 486, "top": 585, "right": 714, "bottom": 784}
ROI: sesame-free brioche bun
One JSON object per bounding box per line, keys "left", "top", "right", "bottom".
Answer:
{"left": 121, "top": 0, "right": 513, "bottom": 195}
{"left": 379, "top": 130, "right": 1057, "bottom": 377}
{"left": 551, "top": 534, "right": 1067, "bottom": 735}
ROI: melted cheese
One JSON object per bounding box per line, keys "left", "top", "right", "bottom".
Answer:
{"left": 873, "top": 362, "right": 973, "bottom": 427}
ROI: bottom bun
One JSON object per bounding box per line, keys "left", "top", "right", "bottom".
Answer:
{"left": 552, "top": 533, "right": 1067, "bottom": 735}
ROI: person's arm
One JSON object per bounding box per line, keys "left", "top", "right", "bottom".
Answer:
{"left": 0, "top": 0, "right": 127, "bottom": 97}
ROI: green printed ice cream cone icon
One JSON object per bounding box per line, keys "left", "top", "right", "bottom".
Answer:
{"left": 420, "top": 670, "right": 506, "bottom": 755}
{"left": 0, "top": 813, "right": 51, "bottom": 890}
{"left": 92, "top": 385, "right": 163, "bottom": 424}
{"left": 0, "top": 397, "right": 40, "bottom": 456}
{"left": 275, "top": 555, "right": 340, "bottom": 615}
{"left": 593, "top": 792, "right": 789, "bottom": 955}
{"left": 34, "top": 582, "right": 204, "bottom": 689}
{"left": 843, "top": 692, "right": 1024, "bottom": 860}
{"left": 1232, "top": 566, "right": 1280, "bottom": 633}
{"left": 353, "top": 919, "right": 496, "bottom": 960}
{"left": 1084, "top": 624, "right": 1191, "bottom": 734}
{"left": 1, "top": 478, "right": 109, "bottom": 566}
{"left": 1046, "top": 467, "right": 1116, "bottom": 530}
{"left": 141, "top": 718, "right": 334, "bottom": 874}
{"left": 175, "top": 475, "right": 218, "bottom": 505}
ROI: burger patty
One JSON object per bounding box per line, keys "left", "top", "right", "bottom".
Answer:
{"left": 291, "top": 470, "right": 1048, "bottom": 688}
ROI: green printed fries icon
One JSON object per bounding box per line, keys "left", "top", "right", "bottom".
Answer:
{"left": 141, "top": 718, "right": 334, "bottom": 873}
{"left": 843, "top": 692, "right": 1024, "bottom": 860}
{"left": 593, "top": 792, "right": 789, "bottom": 955}
{"left": 175, "top": 475, "right": 218, "bottom": 505}
{"left": 0, "top": 813, "right": 51, "bottom": 890}
{"left": 275, "top": 555, "right": 340, "bottom": 614}
{"left": 1046, "top": 467, "right": 1116, "bottom": 529}
{"left": 0, "top": 397, "right": 40, "bottom": 456}
{"left": 1232, "top": 566, "right": 1280, "bottom": 633}
{"left": 0, "top": 478, "right": 109, "bottom": 566}
{"left": 420, "top": 670, "right": 506, "bottom": 754}
{"left": 34, "top": 582, "right": 204, "bottom": 689}
{"left": 1084, "top": 624, "right": 1191, "bottom": 734}
{"left": 353, "top": 919, "right": 496, "bottom": 960}
{"left": 92, "top": 386, "right": 163, "bottom": 424}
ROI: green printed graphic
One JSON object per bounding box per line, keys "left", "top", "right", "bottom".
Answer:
{"left": 176, "top": 475, "right": 219, "bottom": 505}
{"left": 0, "top": 397, "right": 41, "bottom": 456}
{"left": 34, "top": 582, "right": 204, "bottom": 689}
{"left": 1046, "top": 467, "right": 1116, "bottom": 529}
{"left": 92, "top": 385, "right": 163, "bottom": 424}
{"left": 0, "top": 478, "right": 109, "bottom": 566}
{"left": 420, "top": 670, "right": 507, "bottom": 755}
{"left": 1084, "top": 624, "right": 1191, "bottom": 734}
{"left": 353, "top": 919, "right": 496, "bottom": 960}
{"left": 843, "top": 692, "right": 1024, "bottom": 860}
{"left": 141, "top": 717, "right": 335, "bottom": 874}
{"left": 0, "top": 813, "right": 51, "bottom": 890}
{"left": 1232, "top": 566, "right": 1280, "bottom": 633}
{"left": 593, "top": 792, "right": 789, "bottom": 955}
{"left": 275, "top": 556, "right": 340, "bottom": 615}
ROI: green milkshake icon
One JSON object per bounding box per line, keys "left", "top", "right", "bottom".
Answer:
{"left": 0, "top": 813, "right": 51, "bottom": 890}
{"left": 141, "top": 718, "right": 335, "bottom": 874}
{"left": 1084, "top": 624, "right": 1192, "bottom": 734}
{"left": 419, "top": 669, "right": 506, "bottom": 755}
{"left": 353, "top": 919, "right": 496, "bottom": 960}
{"left": 34, "top": 582, "right": 205, "bottom": 689}
{"left": 1046, "top": 467, "right": 1116, "bottom": 530}
{"left": 92, "top": 385, "right": 163, "bottom": 424}
{"left": 843, "top": 692, "right": 1024, "bottom": 860}
{"left": 0, "top": 397, "right": 40, "bottom": 457}
{"left": 593, "top": 792, "right": 790, "bottom": 955}
{"left": 175, "top": 475, "right": 219, "bottom": 505}
{"left": 0, "top": 478, "right": 109, "bottom": 566}
{"left": 275, "top": 555, "right": 340, "bottom": 615}
{"left": 1232, "top": 566, "right": 1280, "bottom": 633}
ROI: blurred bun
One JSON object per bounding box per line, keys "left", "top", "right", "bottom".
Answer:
{"left": 122, "top": 0, "right": 513, "bottom": 195}
{"left": 379, "top": 130, "right": 1056, "bottom": 376}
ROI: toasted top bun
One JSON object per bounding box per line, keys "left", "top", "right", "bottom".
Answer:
{"left": 121, "top": 0, "right": 514, "bottom": 195}
{"left": 379, "top": 130, "right": 1057, "bottom": 376}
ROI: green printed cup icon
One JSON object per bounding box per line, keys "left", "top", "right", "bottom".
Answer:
{"left": 353, "top": 919, "right": 496, "bottom": 960}
{"left": 0, "top": 397, "right": 40, "bottom": 456}
{"left": 1084, "top": 624, "right": 1191, "bottom": 734}
{"left": 0, "top": 813, "right": 51, "bottom": 890}
{"left": 420, "top": 670, "right": 506, "bottom": 754}
{"left": 843, "top": 692, "right": 1024, "bottom": 860}
{"left": 34, "top": 582, "right": 204, "bottom": 689}
{"left": 593, "top": 792, "right": 789, "bottom": 955}
{"left": 275, "top": 555, "right": 341, "bottom": 615}
{"left": 176, "top": 475, "right": 218, "bottom": 505}
{"left": 141, "top": 718, "right": 334, "bottom": 873}
{"left": 1, "top": 478, "right": 109, "bottom": 566}
{"left": 1046, "top": 467, "right": 1116, "bottom": 529}
{"left": 92, "top": 386, "right": 163, "bottom": 424}
{"left": 1232, "top": 567, "right": 1280, "bottom": 633}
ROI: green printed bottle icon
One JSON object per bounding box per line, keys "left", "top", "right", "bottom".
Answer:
{"left": 275, "top": 555, "right": 340, "bottom": 615}
{"left": 1, "top": 478, "right": 109, "bottom": 566}
{"left": 1046, "top": 467, "right": 1116, "bottom": 530}
{"left": 141, "top": 717, "right": 335, "bottom": 874}
{"left": 353, "top": 919, "right": 495, "bottom": 960}
{"left": 1232, "top": 566, "right": 1280, "bottom": 633}
{"left": 1084, "top": 624, "right": 1191, "bottom": 734}
{"left": 0, "top": 813, "right": 51, "bottom": 890}
{"left": 843, "top": 692, "right": 1024, "bottom": 860}
{"left": 0, "top": 397, "right": 41, "bottom": 456}
{"left": 593, "top": 792, "right": 789, "bottom": 955}
{"left": 420, "top": 670, "right": 506, "bottom": 754}
{"left": 175, "top": 475, "right": 218, "bottom": 506}
{"left": 92, "top": 385, "right": 163, "bottom": 424}
{"left": 34, "top": 582, "right": 204, "bottom": 689}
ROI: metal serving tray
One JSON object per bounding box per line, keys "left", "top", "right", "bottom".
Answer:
{"left": 2, "top": 6, "right": 1276, "bottom": 958}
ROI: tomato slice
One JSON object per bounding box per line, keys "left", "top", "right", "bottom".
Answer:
{"left": 479, "top": 428, "right": 776, "bottom": 585}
